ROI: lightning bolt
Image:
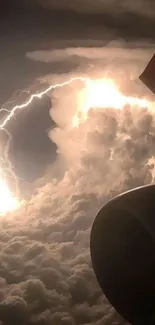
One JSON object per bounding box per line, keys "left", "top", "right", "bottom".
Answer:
{"left": 0, "top": 77, "right": 89, "bottom": 129}
{"left": 0, "top": 88, "right": 30, "bottom": 116}
{"left": 0, "top": 76, "right": 90, "bottom": 199}
{"left": 0, "top": 75, "right": 151, "bottom": 203}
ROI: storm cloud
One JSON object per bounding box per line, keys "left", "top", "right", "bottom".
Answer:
{"left": 1, "top": 41, "right": 155, "bottom": 325}
{"left": 0, "top": 100, "right": 155, "bottom": 324}
{"left": 16, "top": 0, "right": 155, "bottom": 17}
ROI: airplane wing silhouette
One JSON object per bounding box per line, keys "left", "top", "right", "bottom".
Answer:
{"left": 139, "top": 53, "right": 155, "bottom": 94}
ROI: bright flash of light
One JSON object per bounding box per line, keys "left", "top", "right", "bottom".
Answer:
{"left": 0, "top": 76, "right": 151, "bottom": 214}
{"left": 73, "top": 78, "right": 149, "bottom": 127}
{"left": 0, "top": 77, "right": 89, "bottom": 215}
{"left": 0, "top": 176, "right": 19, "bottom": 215}
{"left": 0, "top": 77, "right": 89, "bottom": 129}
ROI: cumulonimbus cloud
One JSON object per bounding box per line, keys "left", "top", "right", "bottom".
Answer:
{"left": 0, "top": 41, "right": 155, "bottom": 324}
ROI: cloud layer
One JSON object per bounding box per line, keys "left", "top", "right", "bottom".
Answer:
{"left": 20, "top": 0, "right": 155, "bottom": 17}
{"left": 0, "top": 42, "right": 155, "bottom": 325}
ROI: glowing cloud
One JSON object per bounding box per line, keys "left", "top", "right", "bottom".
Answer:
{"left": 0, "top": 76, "right": 151, "bottom": 213}
{"left": 0, "top": 177, "right": 19, "bottom": 215}
{"left": 73, "top": 78, "right": 150, "bottom": 127}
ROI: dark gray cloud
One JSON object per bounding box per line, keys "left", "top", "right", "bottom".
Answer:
{"left": 14, "top": 0, "right": 155, "bottom": 17}
{"left": 8, "top": 96, "right": 57, "bottom": 182}
{"left": 10, "top": 0, "right": 155, "bottom": 43}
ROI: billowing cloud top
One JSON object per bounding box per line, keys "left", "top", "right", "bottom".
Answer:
{"left": 0, "top": 42, "right": 155, "bottom": 325}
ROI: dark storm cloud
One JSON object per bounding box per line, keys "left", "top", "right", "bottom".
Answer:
{"left": 4, "top": 0, "right": 155, "bottom": 47}
{"left": 15, "top": 0, "right": 155, "bottom": 17}
{"left": 11, "top": 0, "right": 155, "bottom": 42}
{"left": 8, "top": 96, "right": 57, "bottom": 183}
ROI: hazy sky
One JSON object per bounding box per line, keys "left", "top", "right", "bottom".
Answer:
{"left": 0, "top": 2, "right": 155, "bottom": 325}
{"left": 9, "top": 0, "right": 155, "bottom": 16}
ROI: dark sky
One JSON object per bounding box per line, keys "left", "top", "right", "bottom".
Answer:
{"left": 0, "top": 2, "right": 155, "bottom": 325}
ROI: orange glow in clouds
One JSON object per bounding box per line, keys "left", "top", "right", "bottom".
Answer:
{"left": 0, "top": 177, "right": 19, "bottom": 215}
{"left": 72, "top": 78, "right": 149, "bottom": 127}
